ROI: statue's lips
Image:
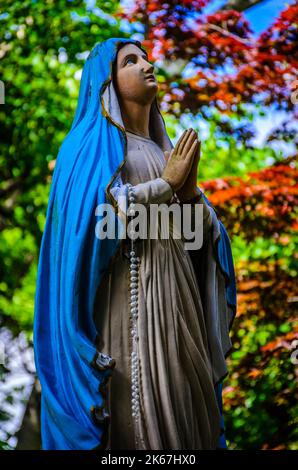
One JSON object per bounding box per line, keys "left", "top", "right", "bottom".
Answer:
{"left": 145, "top": 75, "right": 156, "bottom": 81}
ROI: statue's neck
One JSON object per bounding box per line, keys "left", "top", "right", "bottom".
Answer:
{"left": 120, "top": 99, "right": 151, "bottom": 138}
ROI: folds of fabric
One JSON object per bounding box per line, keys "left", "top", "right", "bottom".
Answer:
{"left": 33, "top": 37, "right": 237, "bottom": 450}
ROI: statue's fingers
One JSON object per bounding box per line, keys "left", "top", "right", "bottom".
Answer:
{"left": 187, "top": 139, "right": 199, "bottom": 162}
{"left": 164, "top": 150, "right": 170, "bottom": 162}
{"left": 176, "top": 129, "right": 192, "bottom": 155}
{"left": 164, "top": 149, "right": 175, "bottom": 163}
{"left": 181, "top": 130, "right": 197, "bottom": 158}
{"left": 195, "top": 140, "right": 201, "bottom": 162}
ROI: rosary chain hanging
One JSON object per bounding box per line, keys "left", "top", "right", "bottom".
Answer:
{"left": 126, "top": 183, "right": 141, "bottom": 424}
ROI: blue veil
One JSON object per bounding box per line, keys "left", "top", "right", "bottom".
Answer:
{"left": 33, "top": 37, "right": 237, "bottom": 450}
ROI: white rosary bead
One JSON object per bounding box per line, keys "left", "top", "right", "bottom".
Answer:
{"left": 127, "top": 184, "right": 141, "bottom": 428}
{"left": 130, "top": 302, "right": 138, "bottom": 309}
{"left": 130, "top": 288, "right": 138, "bottom": 295}
{"left": 130, "top": 270, "right": 138, "bottom": 277}
{"left": 130, "top": 263, "right": 138, "bottom": 270}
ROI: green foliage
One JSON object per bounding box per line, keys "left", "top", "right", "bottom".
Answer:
{"left": 225, "top": 339, "right": 298, "bottom": 450}
{"left": 232, "top": 233, "right": 298, "bottom": 275}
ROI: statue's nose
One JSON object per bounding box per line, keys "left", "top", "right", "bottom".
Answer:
{"left": 147, "top": 64, "right": 155, "bottom": 75}
{"left": 142, "top": 57, "right": 155, "bottom": 75}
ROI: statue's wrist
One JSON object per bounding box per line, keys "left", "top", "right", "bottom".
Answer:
{"left": 177, "top": 187, "right": 202, "bottom": 203}
{"left": 160, "top": 176, "right": 175, "bottom": 194}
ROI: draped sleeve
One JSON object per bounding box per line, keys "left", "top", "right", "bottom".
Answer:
{"left": 108, "top": 174, "right": 174, "bottom": 231}
{"left": 110, "top": 175, "right": 173, "bottom": 206}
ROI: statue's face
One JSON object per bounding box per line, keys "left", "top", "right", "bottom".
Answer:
{"left": 114, "top": 43, "right": 158, "bottom": 105}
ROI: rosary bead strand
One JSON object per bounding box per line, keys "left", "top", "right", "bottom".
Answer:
{"left": 126, "top": 184, "right": 141, "bottom": 431}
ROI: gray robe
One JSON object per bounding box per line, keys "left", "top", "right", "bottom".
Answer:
{"left": 93, "top": 130, "right": 225, "bottom": 449}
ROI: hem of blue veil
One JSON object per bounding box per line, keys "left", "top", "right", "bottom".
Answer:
{"left": 195, "top": 192, "right": 236, "bottom": 451}
{"left": 202, "top": 192, "right": 237, "bottom": 336}
{"left": 89, "top": 237, "right": 128, "bottom": 449}
{"left": 211, "top": 227, "right": 236, "bottom": 449}
{"left": 211, "top": 227, "right": 237, "bottom": 344}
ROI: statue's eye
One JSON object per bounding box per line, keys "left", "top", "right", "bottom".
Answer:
{"left": 125, "top": 57, "right": 134, "bottom": 65}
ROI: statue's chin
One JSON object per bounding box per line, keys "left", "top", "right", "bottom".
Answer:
{"left": 140, "top": 83, "right": 158, "bottom": 103}
{"left": 145, "top": 79, "right": 158, "bottom": 89}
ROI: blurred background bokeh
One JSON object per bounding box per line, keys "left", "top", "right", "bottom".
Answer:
{"left": 0, "top": 0, "right": 297, "bottom": 450}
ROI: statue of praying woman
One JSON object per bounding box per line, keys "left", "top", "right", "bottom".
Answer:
{"left": 33, "top": 38, "right": 237, "bottom": 451}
